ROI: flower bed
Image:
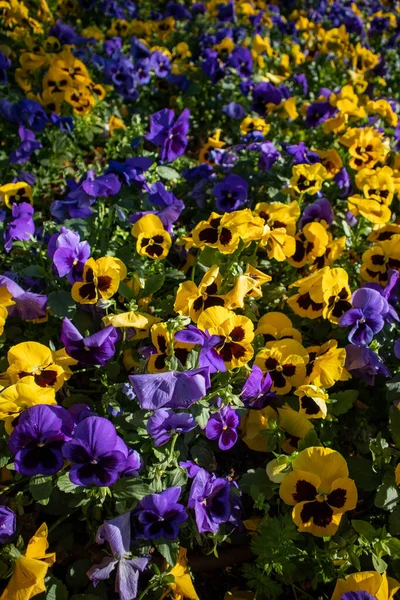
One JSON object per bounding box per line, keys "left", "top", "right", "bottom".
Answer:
{"left": 0, "top": 1, "right": 400, "bottom": 599}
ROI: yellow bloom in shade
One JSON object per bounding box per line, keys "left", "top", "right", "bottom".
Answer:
{"left": 305, "top": 340, "right": 347, "bottom": 388}
{"left": 161, "top": 547, "right": 199, "bottom": 600}
{"left": 254, "top": 339, "right": 308, "bottom": 395}
{"left": 108, "top": 115, "right": 126, "bottom": 135}
{"left": 289, "top": 163, "right": 328, "bottom": 196}
{"left": 294, "top": 385, "right": 328, "bottom": 419}
{"left": 0, "top": 380, "right": 56, "bottom": 431}
{"left": 72, "top": 257, "right": 127, "bottom": 304}
{"left": 0, "top": 183, "right": 33, "bottom": 209}
{"left": 0, "top": 523, "right": 55, "bottom": 600}
{"left": 331, "top": 571, "right": 400, "bottom": 600}
{"left": 241, "top": 406, "right": 278, "bottom": 452}
{"left": 279, "top": 447, "right": 358, "bottom": 537}
{"left": 174, "top": 265, "right": 225, "bottom": 322}
{"left": 197, "top": 306, "right": 254, "bottom": 369}
{"left": 6, "top": 342, "right": 73, "bottom": 391}
{"left": 277, "top": 404, "right": 314, "bottom": 454}
{"left": 102, "top": 311, "right": 160, "bottom": 340}
{"left": 255, "top": 312, "right": 302, "bottom": 345}
{"left": 198, "top": 129, "right": 225, "bottom": 164}
{"left": 395, "top": 464, "right": 400, "bottom": 487}
{"left": 148, "top": 323, "right": 192, "bottom": 373}
{"left": 131, "top": 214, "right": 171, "bottom": 260}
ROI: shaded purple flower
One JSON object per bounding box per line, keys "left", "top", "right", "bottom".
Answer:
{"left": 342, "top": 592, "right": 376, "bottom": 600}
{"left": 9, "top": 126, "right": 42, "bottom": 165}
{"left": 241, "top": 364, "right": 275, "bottom": 409}
{"left": 228, "top": 47, "right": 253, "bottom": 78}
{"left": 129, "top": 368, "right": 210, "bottom": 410}
{"left": 205, "top": 406, "right": 239, "bottom": 450}
{"left": 61, "top": 318, "right": 118, "bottom": 366}
{"left": 62, "top": 417, "right": 128, "bottom": 487}
{"left": 82, "top": 172, "right": 121, "bottom": 197}
{"left": 284, "top": 142, "right": 320, "bottom": 164}
{"left": 363, "top": 269, "right": 400, "bottom": 323}
{"left": 305, "top": 101, "right": 336, "bottom": 128}
{"left": 129, "top": 182, "right": 184, "bottom": 232}
{"left": 395, "top": 339, "right": 400, "bottom": 360}
{"left": 345, "top": 344, "right": 391, "bottom": 386}
{"left": 213, "top": 173, "right": 248, "bottom": 212}
{"left": 258, "top": 141, "right": 280, "bottom": 171}
{"left": 201, "top": 49, "right": 225, "bottom": 84}
{"left": 49, "top": 227, "right": 90, "bottom": 284}
{"left": 252, "top": 82, "right": 284, "bottom": 115}
{"left": 145, "top": 108, "right": 190, "bottom": 163}
{"left": 188, "top": 468, "right": 231, "bottom": 533}
{"left": 0, "top": 51, "right": 11, "bottom": 85}
{"left": 106, "top": 157, "right": 153, "bottom": 187}
{"left": 147, "top": 408, "right": 197, "bottom": 446}
{"left": 150, "top": 51, "right": 171, "bottom": 78}
{"left": 179, "top": 460, "right": 202, "bottom": 478}
{"left": 222, "top": 102, "right": 246, "bottom": 120}
{"left": 0, "top": 274, "right": 47, "bottom": 321}
{"left": 293, "top": 73, "right": 308, "bottom": 95}
{"left": 87, "top": 512, "right": 149, "bottom": 600}
{"left": 299, "top": 198, "right": 334, "bottom": 229}
{"left": 4, "top": 202, "right": 35, "bottom": 253}
{"left": 335, "top": 167, "right": 352, "bottom": 197}
{"left": 14, "top": 99, "right": 47, "bottom": 132}
{"left": 120, "top": 446, "right": 143, "bottom": 478}
{"left": 50, "top": 113, "right": 74, "bottom": 134}
{"left": 0, "top": 507, "right": 15, "bottom": 545}
{"left": 175, "top": 326, "right": 225, "bottom": 374}
{"left": 9, "top": 405, "right": 74, "bottom": 476}
{"left": 135, "top": 487, "right": 188, "bottom": 540}
{"left": 339, "top": 288, "right": 388, "bottom": 345}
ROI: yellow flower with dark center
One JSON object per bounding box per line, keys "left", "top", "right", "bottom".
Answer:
{"left": 50, "top": 49, "right": 90, "bottom": 86}
{"left": 329, "top": 84, "right": 366, "bottom": 119}
{"left": 197, "top": 306, "right": 254, "bottom": 369}
{"left": 305, "top": 340, "right": 347, "bottom": 388}
{"left": 341, "top": 127, "right": 389, "bottom": 171}
{"left": 267, "top": 97, "right": 298, "bottom": 120}
{"left": 153, "top": 17, "right": 175, "bottom": 40}
{"left": 254, "top": 200, "right": 300, "bottom": 236}
{"left": 148, "top": 323, "right": 192, "bottom": 373}
{"left": 0, "top": 523, "right": 55, "bottom": 600}
{"left": 174, "top": 265, "right": 225, "bottom": 322}
{"left": 5, "top": 342, "right": 72, "bottom": 391}
{"left": 295, "top": 385, "right": 328, "bottom": 419}
{"left": 255, "top": 312, "right": 302, "bottom": 345}
{"left": 310, "top": 232, "right": 346, "bottom": 271}
{"left": 361, "top": 234, "right": 400, "bottom": 284}
{"left": 192, "top": 212, "right": 239, "bottom": 255}
{"left": 240, "top": 116, "right": 270, "bottom": 136}
{"left": 315, "top": 149, "right": 343, "bottom": 178}
{"left": 107, "top": 19, "right": 130, "bottom": 37}
{"left": 241, "top": 405, "right": 278, "bottom": 452}
{"left": 321, "top": 267, "right": 352, "bottom": 324}
{"left": 198, "top": 129, "right": 226, "bottom": 164}
{"left": 287, "top": 268, "right": 326, "bottom": 319}
{"left": 0, "top": 380, "right": 56, "bottom": 432}
{"left": 108, "top": 115, "right": 126, "bottom": 135}
{"left": 260, "top": 225, "right": 296, "bottom": 261}
{"left": 351, "top": 42, "right": 380, "bottom": 73}
{"left": 0, "top": 182, "right": 33, "bottom": 208}
{"left": 161, "top": 547, "right": 199, "bottom": 600}
{"left": 71, "top": 257, "right": 127, "bottom": 304}
{"left": 368, "top": 223, "right": 400, "bottom": 244}
{"left": 254, "top": 339, "right": 308, "bottom": 395}
{"left": 331, "top": 571, "right": 400, "bottom": 600}
{"left": 319, "top": 25, "right": 349, "bottom": 55}
{"left": 288, "top": 222, "right": 329, "bottom": 268}
{"left": 348, "top": 165, "right": 395, "bottom": 224}
{"left": 64, "top": 84, "right": 95, "bottom": 116}
{"left": 131, "top": 214, "right": 172, "bottom": 260}
{"left": 289, "top": 163, "right": 328, "bottom": 195}
{"left": 280, "top": 446, "right": 358, "bottom": 537}
{"left": 277, "top": 404, "right": 314, "bottom": 454}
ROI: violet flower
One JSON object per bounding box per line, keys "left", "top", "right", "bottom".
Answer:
{"left": 82, "top": 171, "right": 121, "bottom": 197}
{"left": 395, "top": 339, "right": 400, "bottom": 360}
{"left": 145, "top": 108, "right": 190, "bottom": 163}
{"left": 0, "top": 275, "right": 47, "bottom": 320}
{"left": 213, "top": 174, "right": 248, "bottom": 212}
{"left": 175, "top": 326, "right": 226, "bottom": 374}
{"left": 4, "top": 202, "right": 34, "bottom": 253}
{"left": 241, "top": 364, "right": 275, "bottom": 409}
{"left": 363, "top": 269, "right": 400, "bottom": 323}
{"left": 339, "top": 288, "right": 388, "bottom": 345}
{"left": 134, "top": 487, "right": 188, "bottom": 540}
{"left": 9, "top": 405, "right": 74, "bottom": 476}
{"left": 342, "top": 592, "right": 376, "bottom": 600}
{"left": 188, "top": 468, "right": 231, "bottom": 533}
{"left": 345, "top": 344, "right": 391, "bottom": 386}
{"left": 299, "top": 198, "right": 334, "bottom": 229}
{"left": 0, "top": 507, "right": 15, "bottom": 545}
{"left": 0, "top": 51, "right": 11, "bottom": 85}
{"left": 129, "top": 368, "right": 210, "bottom": 410}
{"left": 179, "top": 460, "right": 202, "bottom": 478}
{"left": 61, "top": 318, "right": 118, "bottom": 366}
{"left": 129, "top": 182, "right": 184, "bottom": 232}
{"left": 222, "top": 102, "right": 246, "bottom": 120}
{"left": 106, "top": 157, "right": 153, "bottom": 187}
{"left": 62, "top": 417, "right": 128, "bottom": 487}
{"left": 205, "top": 406, "right": 239, "bottom": 450}
{"left": 48, "top": 227, "right": 90, "bottom": 284}
{"left": 228, "top": 47, "right": 253, "bottom": 78}
{"left": 87, "top": 512, "right": 149, "bottom": 600}
{"left": 147, "top": 408, "right": 197, "bottom": 446}
{"left": 9, "top": 126, "right": 42, "bottom": 165}
{"left": 258, "top": 141, "right": 280, "bottom": 171}
{"left": 150, "top": 51, "right": 171, "bottom": 78}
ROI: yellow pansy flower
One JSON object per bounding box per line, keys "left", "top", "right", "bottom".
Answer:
{"left": 0, "top": 183, "right": 33, "bottom": 209}
{"left": 254, "top": 339, "right": 309, "bottom": 395}
{"left": 161, "top": 547, "right": 198, "bottom": 600}
{"left": 72, "top": 257, "right": 127, "bottom": 304}
{"left": 241, "top": 405, "right": 278, "bottom": 452}
{"left": 131, "top": 214, "right": 172, "bottom": 261}
{"left": 331, "top": 571, "right": 400, "bottom": 600}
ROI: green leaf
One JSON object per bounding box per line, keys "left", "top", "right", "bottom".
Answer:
{"left": 190, "top": 439, "right": 214, "bottom": 468}
{"left": 375, "top": 473, "right": 400, "bottom": 511}
{"left": 29, "top": 475, "right": 53, "bottom": 505}
{"left": 351, "top": 520, "right": 377, "bottom": 541}
{"left": 167, "top": 468, "right": 187, "bottom": 488}
{"left": 48, "top": 291, "right": 76, "bottom": 319}
{"left": 330, "top": 390, "right": 358, "bottom": 416}
{"left": 70, "top": 596, "right": 104, "bottom": 600}
{"left": 45, "top": 576, "right": 68, "bottom": 600}
{"left": 297, "top": 429, "right": 321, "bottom": 450}
{"left": 118, "top": 281, "right": 135, "bottom": 300}
{"left": 389, "top": 405, "right": 400, "bottom": 449}
{"left": 347, "top": 456, "right": 381, "bottom": 491}
{"left": 372, "top": 554, "right": 387, "bottom": 573}
{"left": 156, "top": 166, "right": 180, "bottom": 180}
{"left": 155, "top": 539, "right": 179, "bottom": 566}
{"left": 382, "top": 537, "right": 400, "bottom": 558}
{"left": 389, "top": 506, "right": 400, "bottom": 535}
{"left": 111, "top": 477, "right": 153, "bottom": 500}
{"left": 22, "top": 265, "right": 47, "bottom": 278}
{"left": 57, "top": 473, "right": 80, "bottom": 494}
{"left": 141, "top": 274, "right": 166, "bottom": 297}
{"left": 240, "top": 468, "right": 275, "bottom": 501}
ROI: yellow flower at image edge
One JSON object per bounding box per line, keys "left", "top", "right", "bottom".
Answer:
{"left": 0, "top": 183, "right": 33, "bottom": 209}
{"left": 161, "top": 547, "right": 199, "bottom": 600}
{"left": 131, "top": 214, "right": 171, "bottom": 260}
{"left": 331, "top": 571, "right": 400, "bottom": 600}
{"left": 0, "top": 523, "right": 55, "bottom": 600}
{"left": 279, "top": 446, "right": 357, "bottom": 537}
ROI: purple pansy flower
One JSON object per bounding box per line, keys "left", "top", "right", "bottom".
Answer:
{"left": 150, "top": 51, "right": 171, "bottom": 78}
{"left": 222, "top": 102, "right": 246, "bottom": 120}
{"left": 0, "top": 275, "right": 47, "bottom": 321}
{"left": 363, "top": 269, "right": 400, "bottom": 323}
{"left": 9, "top": 126, "right": 42, "bottom": 165}
{"left": 299, "top": 198, "right": 334, "bottom": 229}
{"left": 305, "top": 101, "right": 336, "bottom": 128}
{"left": 48, "top": 227, "right": 90, "bottom": 284}
{"left": 61, "top": 318, "right": 118, "bottom": 366}
{"left": 145, "top": 108, "right": 190, "bottom": 163}
{"left": 284, "top": 142, "right": 320, "bottom": 165}
{"left": 341, "top": 593, "right": 376, "bottom": 600}
{"left": 213, "top": 173, "right": 248, "bottom": 212}
{"left": 179, "top": 460, "right": 202, "bottom": 479}
{"left": 147, "top": 409, "right": 197, "bottom": 446}
{"left": 82, "top": 171, "right": 121, "bottom": 197}
{"left": 339, "top": 288, "right": 388, "bottom": 345}
{"left": 258, "top": 141, "right": 280, "bottom": 171}
{"left": 4, "top": 202, "right": 35, "bottom": 253}
{"left": 129, "top": 182, "right": 184, "bottom": 232}
{"left": 129, "top": 368, "right": 210, "bottom": 410}
{"left": 0, "top": 51, "right": 11, "bottom": 85}
{"left": 87, "top": 512, "right": 149, "bottom": 600}
{"left": 9, "top": 405, "right": 74, "bottom": 476}
{"left": 228, "top": 47, "right": 253, "bottom": 78}
{"left": 205, "top": 406, "right": 239, "bottom": 450}
{"left": 135, "top": 487, "right": 188, "bottom": 540}
{"left": 188, "top": 468, "right": 232, "bottom": 533}
{"left": 106, "top": 157, "right": 153, "bottom": 187}
{"left": 345, "top": 344, "right": 391, "bottom": 386}
{"left": 0, "top": 507, "right": 16, "bottom": 545}
{"left": 175, "top": 326, "right": 226, "bottom": 374}
{"left": 241, "top": 364, "right": 275, "bottom": 409}
{"left": 62, "top": 417, "right": 128, "bottom": 487}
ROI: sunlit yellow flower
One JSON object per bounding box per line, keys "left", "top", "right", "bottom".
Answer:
{"left": 315, "top": 149, "right": 343, "bottom": 178}
{"left": 280, "top": 447, "right": 358, "bottom": 537}
{"left": 255, "top": 339, "right": 308, "bottom": 395}
{"left": 241, "top": 405, "right": 278, "bottom": 452}
{"left": 319, "top": 25, "right": 349, "bottom": 56}
{"left": 224, "top": 266, "right": 271, "bottom": 309}
{"left": 255, "top": 312, "right": 302, "bottom": 345}
{"left": 289, "top": 163, "right": 328, "bottom": 195}
{"left": 107, "top": 19, "right": 130, "bottom": 38}
{"left": 174, "top": 266, "right": 225, "bottom": 322}
{"left": 108, "top": 115, "right": 126, "bottom": 135}
{"left": 254, "top": 200, "right": 300, "bottom": 237}
{"left": 71, "top": 257, "right": 127, "bottom": 304}
{"left": 240, "top": 116, "right": 270, "bottom": 136}
{"left": 329, "top": 84, "right": 366, "bottom": 119}
{"left": 305, "top": 340, "right": 347, "bottom": 388}
{"left": 287, "top": 268, "right": 325, "bottom": 319}
{"left": 322, "top": 267, "right": 352, "bottom": 324}
{"left": 367, "top": 99, "right": 398, "bottom": 127}
{"left": 309, "top": 232, "right": 346, "bottom": 271}
{"left": 161, "top": 547, "right": 199, "bottom": 600}
{"left": 331, "top": 571, "right": 400, "bottom": 600}
{"left": 340, "top": 126, "right": 389, "bottom": 171}
{"left": 148, "top": 323, "right": 192, "bottom": 373}
{"left": 361, "top": 234, "right": 400, "bottom": 284}
{"left": 295, "top": 385, "right": 328, "bottom": 419}
{"left": 351, "top": 42, "right": 380, "bottom": 73}
{"left": 102, "top": 311, "right": 160, "bottom": 340}
{"left": 131, "top": 214, "right": 172, "bottom": 260}
{"left": 368, "top": 223, "right": 400, "bottom": 244}
{"left": 288, "top": 222, "right": 329, "bottom": 268}
{"left": 0, "top": 381, "right": 56, "bottom": 432}
{"left": 0, "top": 182, "right": 33, "bottom": 209}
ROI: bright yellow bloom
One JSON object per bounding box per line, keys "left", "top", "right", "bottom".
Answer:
{"left": 255, "top": 312, "right": 302, "bottom": 345}
{"left": 367, "top": 99, "right": 398, "bottom": 127}
{"left": 287, "top": 268, "right": 325, "bottom": 319}
{"left": 289, "top": 163, "right": 328, "bottom": 195}
{"left": 348, "top": 165, "right": 395, "bottom": 224}
{"left": 148, "top": 322, "right": 192, "bottom": 373}
{"left": 306, "top": 340, "right": 347, "bottom": 388}
{"left": 131, "top": 214, "right": 172, "bottom": 261}
{"left": 322, "top": 267, "right": 352, "bottom": 324}
{"left": 224, "top": 266, "right": 271, "bottom": 309}
{"left": 254, "top": 200, "right": 300, "bottom": 237}
{"left": 0, "top": 381, "right": 56, "bottom": 431}
{"left": 278, "top": 403, "right": 314, "bottom": 454}
{"left": 315, "top": 149, "right": 343, "bottom": 178}
{"left": 0, "top": 523, "right": 55, "bottom": 600}
{"left": 351, "top": 42, "right": 380, "bottom": 73}
{"left": 294, "top": 385, "right": 328, "bottom": 419}
{"left": 255, "top": 339, "right": 309, "bottom": 395}
{"left": 108, "top": 115, "right": 126, "bottom": 135}
{"left": 103, "top": 311, "right": 160, "bottom": 340}
{"left": 0, "top": 183, "right": 33, "bottom": 209}
{"left": 174, "top": 266, "right": 224, "bottom": 322}
{"left": 72, "top": 257, "right": 127, "bottom": 304}
{"left": 161, "top": 547, "right": 199, "bottom": 600}
{"left": 241, "top": 405, "right": 278, "bottom": 452}
{"left": 288, "top": 222, "right": 329, "bottom": 268}
{"left": 240, "top": 116, "right": 270, "bottom": 136}
{"left": 331, "top": 571, "right": 400, "bottom": 600}
{"left": 340, "top": 127, "right": 390, "bottom": 171}
{"left": 361, "top": 234, "right": 400, "bottom": 285}
{"left": 280, "top": 447, "right": 358, "bottom": 537}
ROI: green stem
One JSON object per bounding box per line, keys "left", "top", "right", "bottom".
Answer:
{"left": 136, "top": 580, "right": 158, "bottom": 600}
{"left": 169, "top": 433, "right": 179, "bottom": 463}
